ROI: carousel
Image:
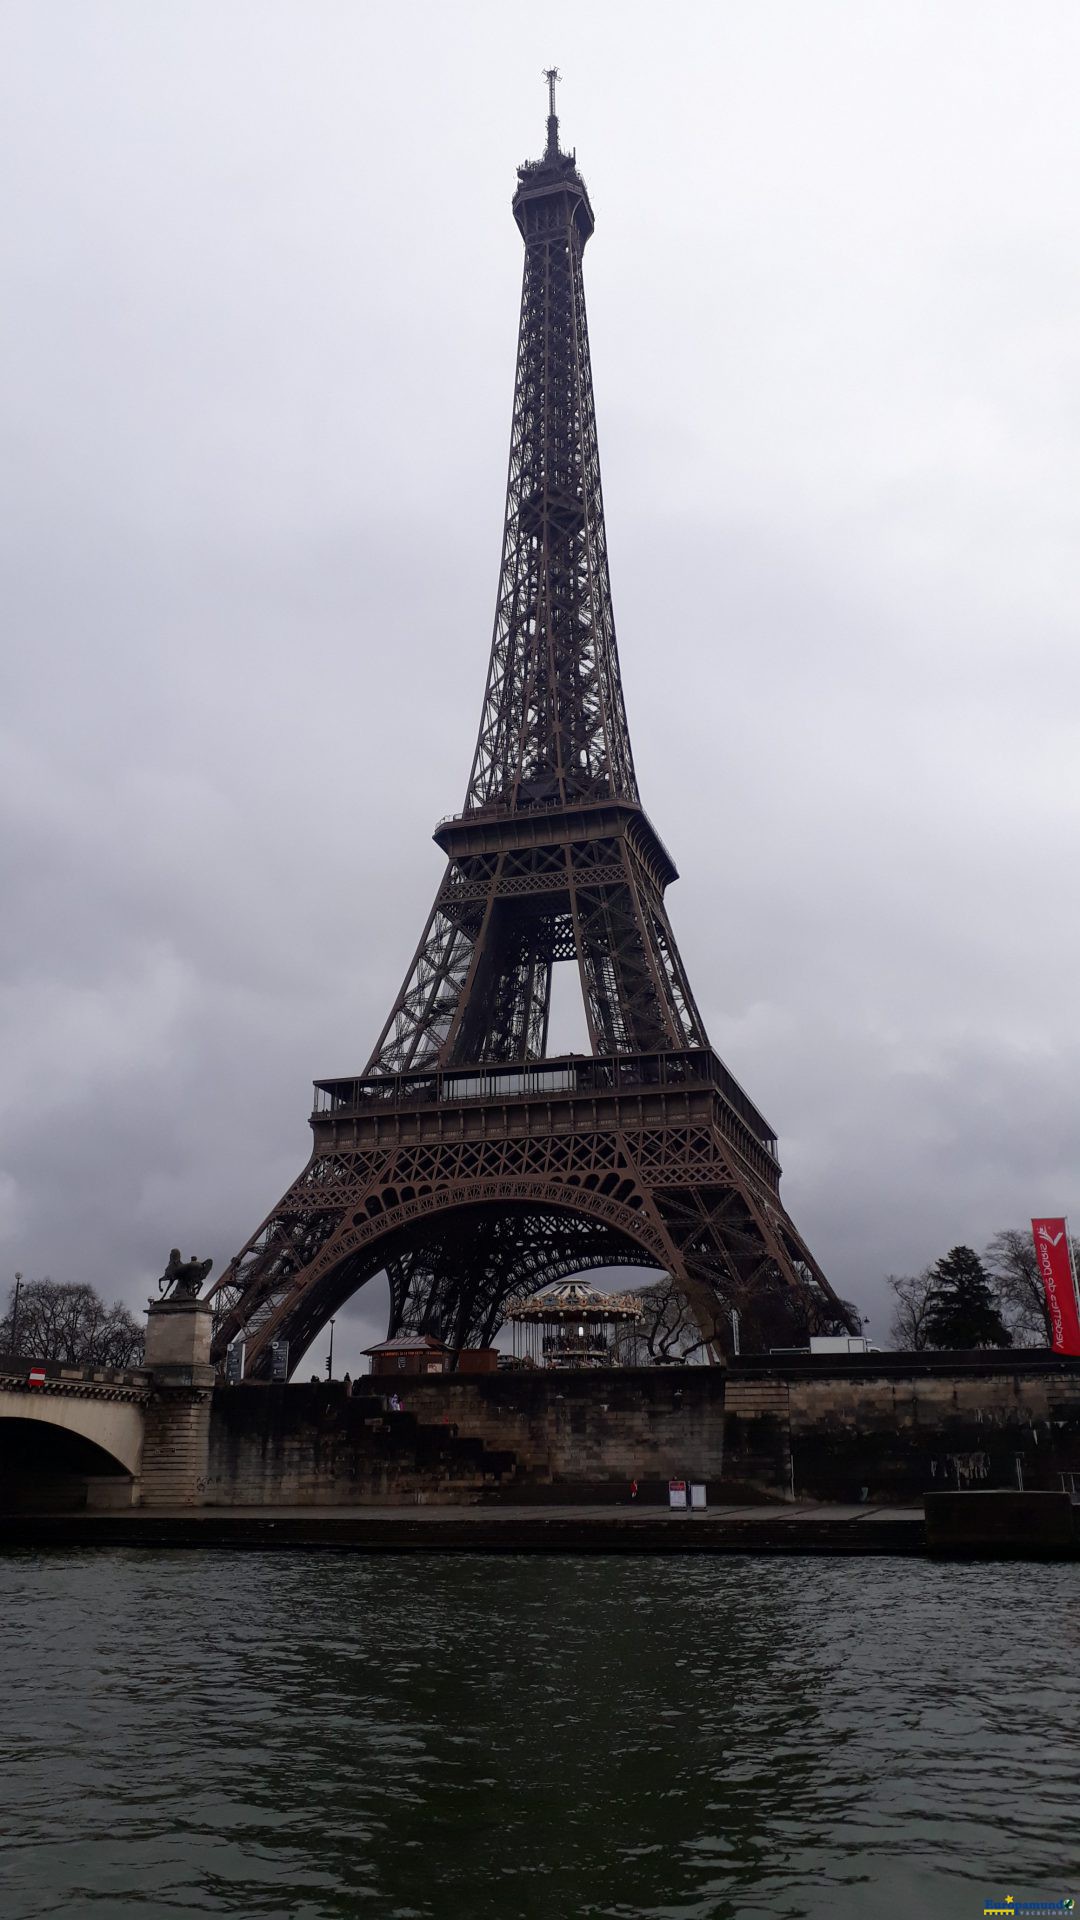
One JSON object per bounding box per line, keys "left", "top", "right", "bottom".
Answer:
{"left": 506, "top": 1279, "right": 642, "bottom": 1369}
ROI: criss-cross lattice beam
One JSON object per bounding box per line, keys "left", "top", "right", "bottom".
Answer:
{"left": 465, "top": 142, "right": 636, "bottom": 812}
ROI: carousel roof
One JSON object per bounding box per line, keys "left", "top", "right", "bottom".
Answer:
{"left": 507, "top": 1279, "right": 642, "bottom": 1323}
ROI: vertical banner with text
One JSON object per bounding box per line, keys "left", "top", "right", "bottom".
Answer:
{"left": 1031, "top": 1218, "right": 1080, "bottom": 1355}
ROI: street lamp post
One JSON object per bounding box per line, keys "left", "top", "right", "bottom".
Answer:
{"left": 10, "top": 1272, "right": 22, "bottom": 1356}
{"left": 326, "top": 1318, "right": 336, "bottom": 1380}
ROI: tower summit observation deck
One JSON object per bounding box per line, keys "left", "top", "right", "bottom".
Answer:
{"left": 205, "top": 78, "right": 854, "bottom": 1376}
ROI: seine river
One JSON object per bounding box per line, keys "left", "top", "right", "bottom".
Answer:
{"left": 2, "top": 1551, "right": 1078, "bottom": 1918}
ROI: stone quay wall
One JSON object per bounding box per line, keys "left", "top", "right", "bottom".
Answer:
{"left": 198, "top": 1353, "right": 1080, "bottom": 1508}
{"left": 206, "top": 1369, "right": 726, "bottom": 1506}
{"left": 726, "top": 1352, "right": 1080, "bottom": 1501}
{"left": 387, "top": 1368, "right": 725, "bottom": 1486}
{"left": 207, "top": 1381, "right": 516, "bottom": 1506}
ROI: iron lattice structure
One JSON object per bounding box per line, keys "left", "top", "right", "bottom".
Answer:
{"left": 206, "top": 86, "right": 854, "bottom": 1375}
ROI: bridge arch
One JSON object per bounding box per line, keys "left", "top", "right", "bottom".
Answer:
{"left": 0, "top": 1389, "right": 145, "bottom": 1512}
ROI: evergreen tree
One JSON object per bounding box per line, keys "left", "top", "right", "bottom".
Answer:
{"left": 924, "top": 1246, "right": 1012, "bottom": 1350}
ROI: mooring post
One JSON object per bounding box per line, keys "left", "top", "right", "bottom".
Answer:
{"left": 140, "top": 1295, "right": 216, "bottom": 1507}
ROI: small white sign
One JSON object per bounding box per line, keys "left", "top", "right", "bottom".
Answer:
{"left": 690, "top": 1483, "right": 707, "bottom": 1510}
{"left": 668, "top": 1479, "right": 687, "bottom": 1510}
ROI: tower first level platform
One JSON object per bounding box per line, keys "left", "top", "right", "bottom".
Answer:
{"left": 209, "top": 1046, "right": 835, "bottom": 1379}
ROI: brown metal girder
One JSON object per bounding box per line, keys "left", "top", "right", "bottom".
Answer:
{"left": 232, "top": 1180, "right": 672, "bottom": 1375}
{"left": 312, "top": 1086, "right": 781, "bottom": 1194}
{"left": 389, "top": 1208, "right": 662, "bottom": 1350}
{"left": 492, "top": 1239, "right": 660, "bottom": 1307}
{"left": 298, "top": 1215, "right": 661, "bottom": 1363}
{"left": 208, "top": 1218, "right": 340, "bottom": 1357}
{"left": 211, "top": 1106, "right": 830, "bottom": 1371}
{"left": 437, "top": 856, "right": 506, "bottom": 1064}
{"left": 769, "top": 1204, "right": 836, "bottom": 1302}
{"left": 668, "top": 1187, "right": 773, "bottom": 1285}
{"left": 572, "top": 863, "right": 689, "bottom": 1053}
{"left": 646, "top": 1185, "right": 789, "bottom": 1345}
{"left": 434, "top": 800, "right": 677, "bottom": 891}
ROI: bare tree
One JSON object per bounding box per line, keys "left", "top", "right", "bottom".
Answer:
{"left": 614, "top": 1275, "right": 710, "bottom": 1364}
{"left": 984, "top": 1227, "right": 1080, "bottom": 1347}
{"left": 612, "top": 1274, "right": 861, "bottom": 1363}
{"left": 984, "top": 1229, "right": 1051, "bottom": 1346}
{"left": 0, "top": 1278, "right": 144, "bottom": 1368}
{"left": 886, "top": 1269, "right": 936, "bottom": 1351}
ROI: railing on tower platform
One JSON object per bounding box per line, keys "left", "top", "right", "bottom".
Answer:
{"left": 311, "top": 1048, "right": 779, "bottom": 1160}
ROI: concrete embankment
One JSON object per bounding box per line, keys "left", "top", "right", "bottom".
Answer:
{"left": 1, "top": 1501, "right": 923, "bottom": 1555}
{"left": 8, "top": 1493, "right": 1078, "bottom": 1557}
{"left": 925, "top": 1488, "right": 1080, "bottom": 1557}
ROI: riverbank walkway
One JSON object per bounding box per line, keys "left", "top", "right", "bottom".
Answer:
{"left": 0, "top": 1500, "right": 924, "bottom": 1555}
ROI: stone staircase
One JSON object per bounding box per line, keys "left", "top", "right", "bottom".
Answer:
{"left": 206, "top": 1382, "right": 521, "bottom": 1506}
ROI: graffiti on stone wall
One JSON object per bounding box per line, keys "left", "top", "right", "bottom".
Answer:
{"left": 931, "top": 1450, "right": 990, "bottom": 1487}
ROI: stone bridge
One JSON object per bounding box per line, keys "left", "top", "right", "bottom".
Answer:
{"left": 0, "top": 1295, "right": 216, "bottom": 1511}
{"left": 0, "top": 1361, "right": 149, "bottom": 1507}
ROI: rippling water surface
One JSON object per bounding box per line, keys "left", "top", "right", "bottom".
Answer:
{"left": 2, "top": 1551, "right": 1079, "bottom": 1918}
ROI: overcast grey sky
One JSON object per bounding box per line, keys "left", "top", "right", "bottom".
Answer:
{"left": 3, "top": 1, "right": 1079, "bottom": 1373}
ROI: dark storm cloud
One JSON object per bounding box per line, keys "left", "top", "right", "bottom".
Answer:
{"left": 3, "top": 2, "right": 1079, "bottom": 1371}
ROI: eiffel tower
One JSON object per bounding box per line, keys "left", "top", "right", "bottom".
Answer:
{"left": 206, "top": 77, "right": 853, "bottom": 1374}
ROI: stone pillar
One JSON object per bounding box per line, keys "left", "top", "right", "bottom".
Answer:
{"left": 139, "top": 1297, "right": 216, "bottom": 1507}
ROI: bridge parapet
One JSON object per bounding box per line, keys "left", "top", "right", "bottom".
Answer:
{"left": 0, "top": 1357, "right": 150, "bottom": 1405}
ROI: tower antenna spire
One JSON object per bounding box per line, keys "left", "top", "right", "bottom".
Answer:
{"left": 543, "top": 65, "right": 561, "bottom": 158}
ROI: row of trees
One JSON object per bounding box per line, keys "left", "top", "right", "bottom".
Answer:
{"left": 0, "top": 1278, "right": 144, "bottom": 1369}
{"left": 623, "top": 1228, "right": 1065, "bottom": 1361}
{"left": 887, "top": 1230, "right": 1073, "bottom": 1351}
{"left": 2, "top": 1231, "right": 1062, "bottom": 1369}
{"left": 612, "top": 1271, "right": 853, "bottom": 1363}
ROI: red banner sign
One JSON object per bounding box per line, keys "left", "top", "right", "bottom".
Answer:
{"left": 1031, "top": 1219, "right": 1080, "bottom": 1355}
